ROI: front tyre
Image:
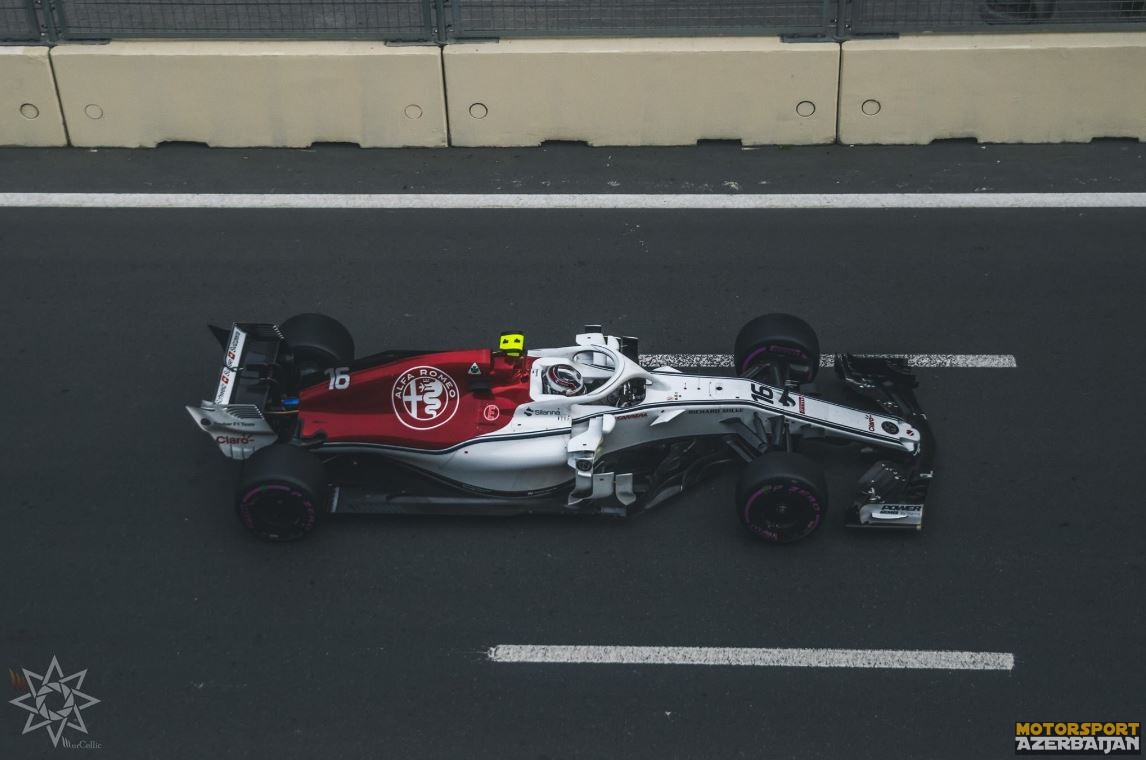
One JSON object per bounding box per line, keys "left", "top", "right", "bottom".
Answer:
{"left": 736, "top": 452, "right": 827, "bottom": 544}
{"left": 236, "top": 444, "right": 329, "bottom": 542}
{"left": 734, "top": 313, "right": 820, "bottom": 384}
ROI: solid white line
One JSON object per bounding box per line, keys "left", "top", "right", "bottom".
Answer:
{"left": 639, "top": 353, "right": 1017, "bottom": 369}
{"left": 488, "top": 645, "right": 1014, "bottom": 671}
{"left": 0, "top": 192, "right": 1144, "bottom": 210}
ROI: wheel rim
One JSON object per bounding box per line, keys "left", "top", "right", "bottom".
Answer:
{"left": 765, "top": 500, "right": 800, "bottom": 531}
{"left": 739, "top": 343, "right": 814, "bottom": 381}
{"left": 742, "top": 482, "right": 821, "bottom": 542}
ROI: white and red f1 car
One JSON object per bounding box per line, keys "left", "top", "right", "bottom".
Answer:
{"left": 187, "top": 313, "right": 934, "bottom": 543}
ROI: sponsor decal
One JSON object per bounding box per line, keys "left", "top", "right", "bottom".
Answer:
{"left": 215, "top": 434, "right": 254, "bottom": 445}
{"left": 214, "top": 370, "right": 233, "bottom": 404}
{"left": 877, "top": 504, "right": 923, "bottom": 517}
{"left": 617, "top": 412, "right": 648, "bottom": 421}
{"left": 687, "top": 408, "right": 738, "bottom": 415}
{"left": 524, "top": 407, "right": 564, "bottom": 418}
{"left": 225, "top": 327, "right": 243, "bottom": 367}
{"left": 218, "top": 419, "right": 259, "bottom": 429}
{"left": 468, "top": 362, "right": 482, "bottom": 376}
{"left": 214, "top": 327, "right": 247, "bottom": 404}
{"left": 482, "top": 404, "right": 500, "bottom": 422}
{"left": 882, "top": 421, "right": 900, "bottom": 435}
{"left": 8, "top": 657, "right": 101, "bottom": 748}
{"left": 867, "top": 414, "right": 876, "bottom": 432}
{"left": 1014, "top": 722, "right": 1140, "bottom": 755}
{"left": 392, "top": 366, "right": 461, "bottom": 431}
{"left": 798, "top": 396, "right": 806, "bottom": 415}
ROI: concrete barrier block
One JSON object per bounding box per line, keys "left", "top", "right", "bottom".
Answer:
{"left": 50, "top": 41, "right": 447, "bottom": 148}
{"left": 0, "top": 46, "right": 68, "bottom": 147}
{"left": 443, "top": 38, "right": 838, "bottom": 147}
{"left": 839, "top": 33, "right": 1146, "bottom": 144}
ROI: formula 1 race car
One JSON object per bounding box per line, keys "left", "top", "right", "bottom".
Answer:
{"left": 187, "top": 313, "right": 935, "bottom": 543}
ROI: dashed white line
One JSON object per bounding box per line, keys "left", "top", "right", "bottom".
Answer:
{"left": 0, "top": 192, "right": 1144, "bottom": 209}
{"left": 639, "top": 353, "right": 1017, "bottom": 369}
{"left": 488, "top": 645, "right": 1015, "bottom": 671}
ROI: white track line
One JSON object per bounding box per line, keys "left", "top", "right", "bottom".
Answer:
{"left": 0, "top": 192, "right": 1144, "bottom": 210}
{"left": 488, "top": 645, "right": 1014, "bottom": 671}
{"left": 639, "top": 354, "right": 1016, "bottom": 369}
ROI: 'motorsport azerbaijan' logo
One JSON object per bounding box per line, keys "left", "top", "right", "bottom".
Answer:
{"left": 1014, "top": 722, "right": 1140, "bottom": 755}
{"left": 392, "top": 366, "right": 460, "bottom": 430}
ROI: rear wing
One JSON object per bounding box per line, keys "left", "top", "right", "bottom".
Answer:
{"left": 211, "top": 323, "right": 285, "bottom": 407}
{"left": 187, "top": 323, "right": 285, "bottom": 461}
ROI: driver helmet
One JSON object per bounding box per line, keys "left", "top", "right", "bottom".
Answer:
{"left": 544, "top": 362, "right": 585, "bottom": 396}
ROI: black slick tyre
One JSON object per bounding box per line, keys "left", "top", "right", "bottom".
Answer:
{"left": 236, "top": 444, "right": 328, "bottom": 542}
{"left": 736, "top": 451, "right": 828, "bottom": 544}
{"left": 733, "top": 313, "right": 820, "bottom": 384}
{"left": 279, "top": 313, "right": 354, "bottom": 378}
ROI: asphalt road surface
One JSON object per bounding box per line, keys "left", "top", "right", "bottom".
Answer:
{"left": 2, "top": 143, "right": 1144, "bottom": 759}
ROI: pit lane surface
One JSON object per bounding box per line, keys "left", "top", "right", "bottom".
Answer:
{"left": 2, "top": 144, "right": 1144, "bottom": 759}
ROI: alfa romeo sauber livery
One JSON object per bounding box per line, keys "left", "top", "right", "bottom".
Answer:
{"left": 187, "top": 313, "right": 935, "bottom": 543}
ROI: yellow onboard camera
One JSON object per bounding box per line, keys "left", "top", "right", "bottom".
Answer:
{"left": 498, "top": 331, "right": 525, "bottom": 358}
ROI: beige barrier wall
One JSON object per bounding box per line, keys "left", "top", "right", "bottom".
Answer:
{"left": 50, "top": 41, "right": 447, "bottom": 148}
{"left": 0, "top": 46, "right": 68, "bottom": 147}
{"left": 839, "top": 33, "right": 1146, "bottom": 144}
{"left": 444, "top": 38, "right": 839, "bottom": 147}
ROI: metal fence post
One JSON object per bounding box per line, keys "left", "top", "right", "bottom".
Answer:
{"left": 37, "top": 0, "right": 59, "bottom": 41}
{"left": 433, "top": 0, "right": 449, "bottom": 42}
{"left": 836, "top": 0, "right": 854, "bottom": 38}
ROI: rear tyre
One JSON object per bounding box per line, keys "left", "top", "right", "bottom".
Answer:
{"left": 733, "top": 313, "right": 820, "bottom": 384}
{"left": 236, "top": 444, "right": 328, "bottom": 542}
{"left": 736, "top": 451, "right": 827, "bottom": 544}
{"left": 279, "top": 313, "right": 355, "bottom": 378}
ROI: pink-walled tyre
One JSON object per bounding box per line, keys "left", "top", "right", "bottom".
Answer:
{"left": 734, "top": 313, "right": 820, "bottom": 384}
{"left": 236, "top": 444, "right": 328, "bottom": 542}
{"left": 736, "top": 452, "right": 827, "bottom": 544}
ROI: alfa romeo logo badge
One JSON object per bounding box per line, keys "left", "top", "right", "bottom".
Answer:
{"left": 392, "top": 365, "right": 461, "bottom": 430}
